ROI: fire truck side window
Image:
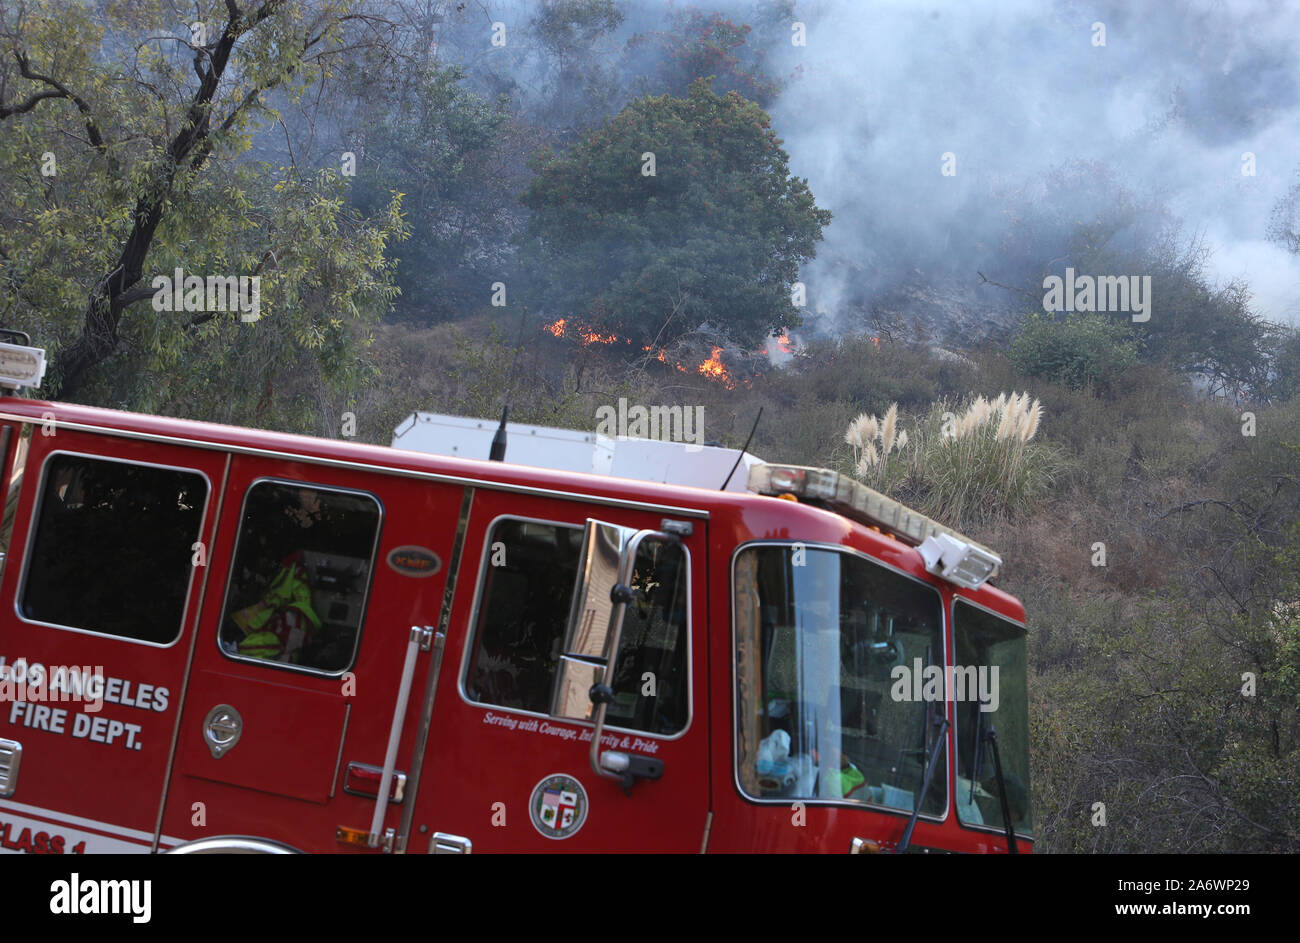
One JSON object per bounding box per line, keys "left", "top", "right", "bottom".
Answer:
{"left": 466, "top": 520, "right": 584, "bottom": 712}
{"left": 19, "top": 453, "right": 208, "bottom": 644}
{"left": 218, "top": 481, "right": 381, "bottom": 674}
{"left": 465, "top": 519, "right": 690, "bottom": 735}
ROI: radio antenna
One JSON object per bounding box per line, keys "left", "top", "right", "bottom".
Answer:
{"left": 720, "top": 407, "right": 762, "bottom": 491}
{"left": 489, "top": 405, "right": 508, "bottom": 461}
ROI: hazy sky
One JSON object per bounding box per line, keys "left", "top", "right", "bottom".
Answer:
{"left": 762, "top": 0, "right": 1300, "bottom": 325}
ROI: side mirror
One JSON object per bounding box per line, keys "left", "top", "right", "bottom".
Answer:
{"left": 566, "top": 521, "right": 635, "bottom": 661}
{"left": 551, "top": 521, "right": 637, "bottom": 721}
{"left": 550, "top": 519, "right": 671, "bottom": 791}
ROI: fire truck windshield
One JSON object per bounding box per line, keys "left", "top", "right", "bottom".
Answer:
{"left": 734, "top": 545, "right": 947, "bottom": 818}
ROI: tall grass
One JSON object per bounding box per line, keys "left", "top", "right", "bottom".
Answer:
{"left": 845, "top": 392, "right": 1059, "bottom": 527}
{"left": 844, "top": 402, "right": 910, "bottom": 494}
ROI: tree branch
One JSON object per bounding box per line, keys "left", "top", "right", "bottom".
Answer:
{"left": 12, "top": 51, "right": 107, "bottom": 150}
{"left": 977, "top": 270, "right": 1040, "bottom": 301}
{"left": 1157, "top": 498, "right": 1242, "bottom": 520}
{"left": 0, "top": 86, "right": 65, "bottom": 119}
{"left": 115, "top": 285, "right": 159, "bottom": 308}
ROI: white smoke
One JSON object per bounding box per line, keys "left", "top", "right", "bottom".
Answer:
{"left": 760, "top": 0, "right": 1300, "bottom": 327}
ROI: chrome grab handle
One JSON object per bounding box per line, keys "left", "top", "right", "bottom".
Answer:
{"left": 430, "top": 832, "right": 473, "bottom": 854}
{"left": 369, "top": 626, "right": 430, "bottom": 848}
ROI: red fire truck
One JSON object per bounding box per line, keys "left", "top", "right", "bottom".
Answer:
{"left": 0, "top": 340, "right": 1032, "bottom": 854}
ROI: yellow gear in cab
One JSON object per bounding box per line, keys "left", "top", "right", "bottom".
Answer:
{"left": 232, "top": 561, "right": 321, "bottom": 662}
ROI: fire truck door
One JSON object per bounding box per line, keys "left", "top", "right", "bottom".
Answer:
{"left": 408, "top": 490, "right": 710, "bottom": 852}
{"left": 160, "top": 456, "right": 465, "bottom": 852}
{"left": 0, "top": 424, "right": 228, "bottom": 853}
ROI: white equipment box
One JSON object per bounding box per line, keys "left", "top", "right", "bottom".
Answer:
{"left": 392, "top": 412, "right": 764, "bottom": 493}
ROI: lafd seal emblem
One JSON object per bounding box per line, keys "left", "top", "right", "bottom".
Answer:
{"left": 529, "top": 773, "right": 589, "bottom": 839}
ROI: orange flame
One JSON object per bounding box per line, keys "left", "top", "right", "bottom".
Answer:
{"left": 777, "top": 333, "right": 793, "bottom": 354}
{"left": 644, "top": 348, "right": 688, "bottom": 372}
{"left": 558, "top": 328, "right": 743, "bottom": 387}
{"left": 698, "top": 346, "right": 736, "bottom": 388}
{"left": 544, "top": 318, "right": 623, "bottom": 346}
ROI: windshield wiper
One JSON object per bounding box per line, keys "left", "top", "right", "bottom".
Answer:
{"left": 983, "top": 724, "right": 1019, "bottom": 854}
{"left": 969, "top": 705, "right": 985, "bottom": 804}
{"left": 896, "top": 697, "right": 949, "bottom": 854}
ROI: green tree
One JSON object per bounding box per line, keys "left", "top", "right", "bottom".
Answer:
{"left": 121, "top": 167, "right": 405, "bottom": 433}
{"left": 532, "top": 0, "right": 626, "bottom": 133}
{"left": 520, "top": 78, "right": 831, "bottom": 350}
{"left": 348, "top": 65, "right": 519, "bottom": 324}
{"left": 625, "top": 3, "right": 790, "bottom": 108}
{"left": 1010, "top": 312, "right": 1139, "bottom": 393}
{"left": 0, "top": 0, "right": 406, "bottom": 412}
{"left": 1268, "top": 327, "right": 1300, "bottom": 403}
{"left": 1133, "top": 239, "right": 1281, "bottom": 400}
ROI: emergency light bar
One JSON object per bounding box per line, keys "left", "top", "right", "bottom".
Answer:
{"left": 0, "top": 340, "right": 47, "bottom": 390}
{"left": 747, "top": 463, "right": 1002, "bottom": 587}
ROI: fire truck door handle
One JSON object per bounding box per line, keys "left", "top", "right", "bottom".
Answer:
{"left": 368, "top": 626, "right": 434, "bottom": 849}
{"left": 599, "top": 750, "right": 665, "bottom": 794}
{"left": 203, "top": 705, "right": 243, "bottom": 759}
